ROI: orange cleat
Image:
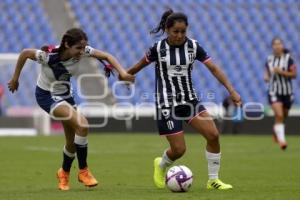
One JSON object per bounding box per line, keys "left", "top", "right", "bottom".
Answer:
{"left": 57, "top": 168, "right": 70, "bottom": 191}
{"left": 78, "top": 167, "right": 98, "bottom": 187}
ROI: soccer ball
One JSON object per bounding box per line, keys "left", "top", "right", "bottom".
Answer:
{"left": 166, "top": 165, "right": 193, "bottom": 192}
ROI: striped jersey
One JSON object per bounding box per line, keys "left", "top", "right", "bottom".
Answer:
{"left": 34, "top": 46, "right": 94, "bottom": 96}
{"left": 265, "top": 53, "right": 296, "bottom": 96}
{"left": 145, "top": 37, "right": 211, "bottom": 108}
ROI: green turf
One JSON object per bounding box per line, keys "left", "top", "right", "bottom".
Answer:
{"left": 0, "top": 133, "right": 299, "bottom": 200}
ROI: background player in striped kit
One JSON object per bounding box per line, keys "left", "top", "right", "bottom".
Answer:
{"left": 264, "top": 37, "right": 297, "bottom": 150}
{"left": 8, "top": 28, "right": 135, "bottom": 190}
{"left": 127, "top": 9, "right": 241, "bottom": 190}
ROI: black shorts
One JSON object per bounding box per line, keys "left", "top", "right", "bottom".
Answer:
{"left": 35, "top": 86, "right": 76, "bottom": 114}
{"left": 268, "top": 93, "right": 294, "bottom": 109}
{"left": 156, "top": 100, "right": 207, "bottom": 136}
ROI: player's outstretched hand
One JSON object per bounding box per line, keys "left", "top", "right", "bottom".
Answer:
{"left": 230, "top": 90, "right": 242, "bottom": 107}
{"left": 119, "top": 73, "right": 135, "bottom": 83}
{"left": 8, "top": 78, "right": 19, "bottom": 93}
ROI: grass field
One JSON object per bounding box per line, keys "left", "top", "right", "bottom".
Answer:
{"left": 0, "top": 133, "right": 299, "bottom": 200}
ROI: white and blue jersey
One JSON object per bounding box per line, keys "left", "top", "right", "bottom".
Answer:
{"left": 34, "top": 46, "right": 95, "bottom": 113}
{"left": 35, "top": 45, "right": 94, "bottom": 95}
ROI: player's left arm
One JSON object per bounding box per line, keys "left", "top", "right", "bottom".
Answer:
{"left": 274, "top": 68, "right": 297, "bottom": 78}
{"left": 195, "top": 42, "right": 241, "bottom": 106}
{"left": 90, "top": 48, "right": 134, "bottom": 82}
{"left": 205, "top": 60, "right": 242, "bottom": 106}
{"left": 273, "top": 59, "right": 297, "bottom": 79}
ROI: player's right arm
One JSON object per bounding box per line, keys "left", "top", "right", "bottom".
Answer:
{"left": 127, "top": 57, "right": 150, "bottom": 75}
{"left": 264, "top": 62, "right": 270, "bottom": 82}
{"left": 264, "top": 69, "right": 270, "bottom": 82}
{"left": 8, "top": 49, "right": 38, "bottom": 93}
{"left": 127, "top": 43, "right": 157, "bottom": 75}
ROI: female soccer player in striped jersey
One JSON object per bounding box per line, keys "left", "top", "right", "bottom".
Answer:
{"left": 8, "top": 28, "right": 134, "bottom": 190}
{"left": 127, "top": 9, "right": 241, "bottom": 190}
{"left": 264, "top": 37, "right": 297, "bottom": 150}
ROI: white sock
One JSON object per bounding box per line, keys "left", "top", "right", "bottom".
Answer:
{"left": 63, "top": 145, "right": 76, "bottom": 158}
{"left": 74, "top": 135, "right": 88, "bottom": 145}
{"left": 274, "top": 123, "right": 286, "bottom": 142}
{"left": 159, "top": 150, "right": 174, "bottom": 169}
{"left": 206, "top": 151, "right": 221, "bottom": 180}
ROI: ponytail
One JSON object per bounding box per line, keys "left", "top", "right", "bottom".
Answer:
{"left": 98, "top": 59, "right": 114, "bottom": 78}
{"left": 150, "top": 9, "right": 174, "bottom": 36}
{"left": 150, "top": 9, "right": 188, "bottom": 37}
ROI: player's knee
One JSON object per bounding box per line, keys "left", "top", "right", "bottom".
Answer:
{"left": 76, "top": 125, "right": 88, "bottom": 136}
{"left": 74, "top": 116, "right": 89, "bottom": 136}
{"left": 206, "top": 131, "right": 219, "bottom": 143}
{"left": 74, "top": 121, "right": 89, "bottom": 136}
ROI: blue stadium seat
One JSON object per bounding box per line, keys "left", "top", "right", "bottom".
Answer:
{"left": 1, "top": 0, "right": 299, "bottom": 107}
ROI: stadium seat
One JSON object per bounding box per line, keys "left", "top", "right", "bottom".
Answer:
{"left": 1, "top": 0, "right": 299, "bottom": 106}
{"left": 0, "top": 0, "right": 56, "bottom": 107}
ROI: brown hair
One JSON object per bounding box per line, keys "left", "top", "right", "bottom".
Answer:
{"left": 41, "top": 28, "right": 88, "bottom": 53}
{"left": 150, "top": 9, "right": 188, "bottom": 36}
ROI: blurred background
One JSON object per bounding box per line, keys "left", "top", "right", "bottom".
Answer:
{"left": 0, "top": 0, "right": 299, "bottom": 135}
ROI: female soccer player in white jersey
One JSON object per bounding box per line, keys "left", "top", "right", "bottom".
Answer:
{"left": 8, "top": 28, "right": 134, "bottom": 190}
{"left": 264, "top": 37, "right": 297, "bottom": 150}
{"left": 127, "top": 9, "right": 241, "bottom": 190}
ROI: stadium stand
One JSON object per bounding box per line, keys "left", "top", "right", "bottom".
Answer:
{"left": 0, "top": 0, "right": 56, "bottom": 108}
{"left": 68, "top": 0, "right": 300, "bottom": 105}
{"left": 1, "top": 0, "right": 299, "bottom": 108}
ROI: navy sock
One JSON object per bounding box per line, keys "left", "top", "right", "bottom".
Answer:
{"left": 62, "top": 146, "right": 75, "bottom": 172}
{"left": 75, "top": 143, "right": 88, "bottom": 169}
{"left": 62, "top": 152, "right": 75, "bottom": 172}
{"left": 74, "top": 135, "right": 88, "bottom": 169}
